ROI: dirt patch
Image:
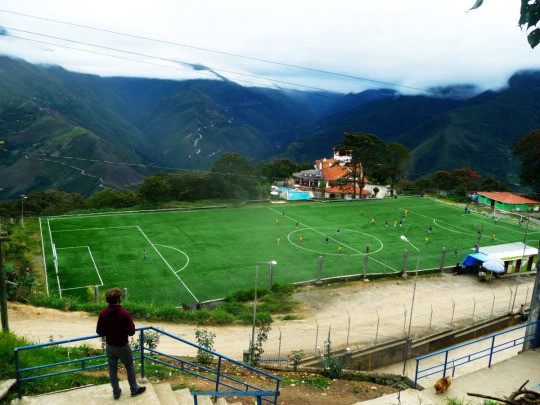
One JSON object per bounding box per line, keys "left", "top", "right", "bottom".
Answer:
{"left": 147, "top": 367, "right": 398, "bottom": 404}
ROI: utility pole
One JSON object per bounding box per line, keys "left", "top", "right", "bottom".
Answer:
{"left": 0, "top": 233, "right": 10, "bottom": 332}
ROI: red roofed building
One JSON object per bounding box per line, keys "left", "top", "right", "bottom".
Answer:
{"left": 476, "top": 191, "right": 540, "bottom": 211}
{"left": 290, "top": 149, "right": 387, "bottom": 199}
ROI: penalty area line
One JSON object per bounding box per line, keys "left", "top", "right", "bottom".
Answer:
{"left": 137, "top": 226, "right": 198, "bottom": 302}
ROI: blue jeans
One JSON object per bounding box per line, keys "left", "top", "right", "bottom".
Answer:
{"left": 106, "top": 343, "right": 140, "bottom": 396}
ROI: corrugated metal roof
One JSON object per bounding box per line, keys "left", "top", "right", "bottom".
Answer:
{"left": 479, "top": 242, "right": 538, "bottom": 260}
{"left": 477, "top": 191, "right": 540, "bottom": 205}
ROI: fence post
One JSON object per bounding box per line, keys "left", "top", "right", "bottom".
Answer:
{"left": 346, "top": 310, "right": 351, "bottom": 349}
{"left": 363, "top": 248, "right": 369, "bottom": 280}
{"left": 439, "top": 247, "right": 447, "bottom": 273}
{"left": 472, "top": 297, "right": 476, "bottom": 324}
{"left": 490, "top": 292, "right": 495, "bottom": 319}
{"left": 375, "top": 310, "right": 380, "bottom": 345}
{"left": 94, "top": 285, "right": 99, "bottom": 304}
{"left": 508, "top": 287, "right": 513, "bottom": 314}
{"left": 316, "top": 255, "right": 323, "bottom": 284}
{"left": 428, "top": 305, "right": 433, "bottom": 335}
{"left": 451, "top": 299, "right": 455, "bottom": 329}
{"left": 277, "top": 327, "right": 282, "bottom": 361}
{"left": 314, "top": 321, "right": 319, "bottom": 356}
{"left": 524, "top": 285, "right": 530, "bottom": 309}
{"left": 402, "top": 249, "right": 409, "bottom": 278}
{"left": 488, "top": 335, "right": 496, "bottom": 368}
{"left": 140, "top": 329, "right": 145, "bottom": 378}
{"left": 402, "top": 305, "right": 407, "bottom": 338}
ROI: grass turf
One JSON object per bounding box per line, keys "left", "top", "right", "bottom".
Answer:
{"left": 40, "top": 198, "right": 539, "bottom": 305}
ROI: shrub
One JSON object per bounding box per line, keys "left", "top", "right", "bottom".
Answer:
{"left": 195, "top": 328, "right": 216, "bottom": 365}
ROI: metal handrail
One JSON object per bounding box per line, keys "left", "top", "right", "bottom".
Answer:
{"left": 14, "top": 326, "right": 281, "bottom": 404}
{"left": 413, "top": 320, "right": 539, "bottom": 387}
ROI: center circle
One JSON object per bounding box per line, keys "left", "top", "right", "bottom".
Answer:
{"left": 288, "top": 228, "right": 384, "bottom": 256}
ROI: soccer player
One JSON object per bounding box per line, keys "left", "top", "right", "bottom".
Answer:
{"left": 295, "top": 220, "right": 299, "bottom": 229}
{"left": 325, "top": 235, "right": 329, "bottom": 244}
{"left": 143, "top": 250, "right": 147, "bottom": 260}
{"left": 300, "top": 235, "right": 304, "bottom": 244}
{"left": 491, "top": 233, "right": 495, "bottom": 242}
{"left": 336, "top": 227, "right": 341, "bottom": 237}
{"left": 393, "top": 219, "right": 398, "bottom": 228}
{"left": 275, "top": 218, "right": 279, "bottom": 225}
{"left": 385, "top": 219, "right": 388, "bottom": 227}
{"left": 428, "top": 226, "right": 433, "bottom": 233}
{"left": 425, "top": 235, "right": 429, "bottom": 245}
{"left": 338, "top": 245, "right": 343, "bottom": 254}
{"left": 276, "top": 236, "right": 281, "bottom": 245}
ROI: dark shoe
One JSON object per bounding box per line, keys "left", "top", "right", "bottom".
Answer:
{"left": 113, "top": 389, "right": 121, "bottom": 399}
{"left": 131, "top": 386, "right": 146, "bottom": 397}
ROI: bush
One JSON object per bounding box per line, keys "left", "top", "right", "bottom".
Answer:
{"left": 195, "top": 328, "right": 216, "bottom": 365}
{"left": 209, "top": 308, "right": 235, "bottom": 325}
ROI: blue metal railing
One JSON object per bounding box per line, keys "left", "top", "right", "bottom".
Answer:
{"left": 414, "top": 320, "right": 539, "bottom": 387}
{"left": 14, "top": 326, "right": 281, "bottom": 404}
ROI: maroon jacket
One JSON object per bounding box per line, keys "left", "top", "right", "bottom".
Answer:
{"left": 96, "top": 304, "right": 136, "bottom": 346}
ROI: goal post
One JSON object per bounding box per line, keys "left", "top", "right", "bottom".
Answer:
{"left": 52, "top": 243, "right": 59, "bottom": 274}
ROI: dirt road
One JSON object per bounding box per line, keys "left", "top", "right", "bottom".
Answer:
{"left": 8, "top": 273, "right": 535, "bottom": 360}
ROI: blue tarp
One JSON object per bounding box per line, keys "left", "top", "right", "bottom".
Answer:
{"left": 462, "top": 252, "right": 488, "bottom": 267}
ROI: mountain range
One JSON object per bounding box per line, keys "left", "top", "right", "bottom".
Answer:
{"left": 1, "top": 55, "right": 539, "bottom": 200}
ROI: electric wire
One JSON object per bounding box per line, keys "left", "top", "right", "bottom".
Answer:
{"left": 0, "top": 9, "right": 429, "bottom": 93}
{"left": 4, "top": 29, "right": 345, "bottom": 96}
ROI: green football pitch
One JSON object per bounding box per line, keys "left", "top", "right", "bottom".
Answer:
{"left": 40, "top": 198, "right": 539, "bottom": 305}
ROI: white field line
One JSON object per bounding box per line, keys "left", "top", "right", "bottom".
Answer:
{"left": 56, "top": 245, "right": 104, "bottom": 292}
{"left": 39, "top": 218, "right": 49, "bottom": 296}
{"left": 52, "top": 225, "right": 137, "bottom": 233}
{"left": 268, "top": 207, "right": 399, "bottom": 273}
{"left": 87, "top": 246, "right": 103, "bottom": 286}
{"left": 154, "top": 244, "right": 190, "bottom": 274}
{"left": 137, "top": 226, "right": 198, "bottom": 302}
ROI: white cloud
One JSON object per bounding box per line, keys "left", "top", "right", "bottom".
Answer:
{"left": 0, "top": 0, "right": 538, "bottom": 93}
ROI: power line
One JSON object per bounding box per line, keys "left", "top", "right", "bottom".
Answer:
{"left": 4, "top": 31, "right": 344, "bottom": 97}
{"left": 0, "top": 8, "right": 429, "bottom": 93}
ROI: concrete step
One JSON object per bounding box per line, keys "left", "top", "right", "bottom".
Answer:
{"left": 174, "top": 388, "right": 194, "bottom": 405}
{"left": 154, "top": 382, "right": 179, "bottom": 405}
{"left": 0, "top": 379, "right": 16, "bottom": 401}
{"left": 10, "top": 380, "right": 243, "bottom": 405}
{"left": 11, "top": 380, "right": 155, "bottom": 404}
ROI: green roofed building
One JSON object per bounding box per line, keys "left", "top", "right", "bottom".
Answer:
{"left": 476, "top": 191, "right": 540, "bottom": 212}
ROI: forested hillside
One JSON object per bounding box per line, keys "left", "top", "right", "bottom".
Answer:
{"left": 1, "top": 55, "right": 539, "bottom": 200}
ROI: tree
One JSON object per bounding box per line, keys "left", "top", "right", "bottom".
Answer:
{"left": 451, "top": 167, "right": 481, "bottom": 192}
{"left": 381, "top": 142, "right": 411, "bottom": 194}
{"left": 255, "top": 159, "right": 301, "bottom": 181}
{"left": 211, "top": 153, "right": 258, "bottom": 199}
{"left": 513, "top": 129, "right": 540, "bottom": 192}
{"left": 479, "top": 177, "right": 512, "bottom": 192}
{"left": 87, "top": 189, "right": 123, "bottom": 209}
{"left": 469, "top": 0, "right": 540, "bottom": 48}
{"left": 431, "top": 170, "right": 454, "bottom": 191}
{"left": 335, "top": 132, "right": 386, "bottom": 198}
{"left": 138, "top": 175, "right": 171, "bottom": 204}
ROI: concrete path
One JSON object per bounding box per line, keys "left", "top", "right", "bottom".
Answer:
{"left": 359, "top": 349, "right": 540, "bottom": 404}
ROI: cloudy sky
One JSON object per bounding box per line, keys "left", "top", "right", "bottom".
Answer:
{"left": 0, "top": 0, "right": 539, "bottom": 94}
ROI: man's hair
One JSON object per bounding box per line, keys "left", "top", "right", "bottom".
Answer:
{"left": 105, "top": 288, "right": 122, "bottom": 304}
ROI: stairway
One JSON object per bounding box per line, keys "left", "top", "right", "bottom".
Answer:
{"left": 10, "top": 380, "right": 243, "bottom": 405}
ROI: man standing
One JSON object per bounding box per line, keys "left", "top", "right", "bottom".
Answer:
{"left": 96, "top": 288, "right": 146, "bottom": 399}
